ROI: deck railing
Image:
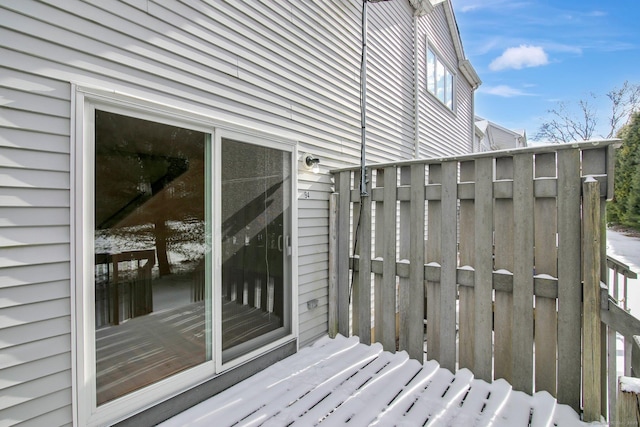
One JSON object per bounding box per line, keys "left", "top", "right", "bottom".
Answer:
{"left": 604, "top": 255, "right": 640, "bottom": 424}
{"left": 328, "top": 140, "right": 639, "bottom": 422}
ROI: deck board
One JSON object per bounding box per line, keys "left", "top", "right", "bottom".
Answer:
{"left": 160, "top": 335, "right": 586, "bottom": 426}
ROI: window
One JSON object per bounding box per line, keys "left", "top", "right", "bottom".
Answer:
{"left": 75, "top": 89, "right": 296, "bottom": 425}
{"left": 426, "top": 46, "right": 455, "bottom": 110}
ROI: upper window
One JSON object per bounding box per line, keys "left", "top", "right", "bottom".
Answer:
{"left": 427, "top": 46, "right": 455, "bottom": 110}
{"left": 76, "top": 90, "right": 295, "bottom": 425}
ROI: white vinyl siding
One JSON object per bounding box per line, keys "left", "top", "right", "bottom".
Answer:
{"left": 0, "top": 0, "right": 475, "bottom": 423}
{"left": 417, "top": 3, "right": 474, "bottom": 158}
{"left": 0, "top": 66, "right": 73, "bottom": 425}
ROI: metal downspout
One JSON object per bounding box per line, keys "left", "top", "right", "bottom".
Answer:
{"left": 360, "top": 0, "right": 368, "bottom": 196}
{"left": 413, "top": 14, "right": 420, "bottom": 158}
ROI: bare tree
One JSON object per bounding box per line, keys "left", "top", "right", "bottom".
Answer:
{"left": 606, "top": 81, "right": 640, "bottom": 138}
{"left": 535, "top": 81, "right": 640, "bottom": 143}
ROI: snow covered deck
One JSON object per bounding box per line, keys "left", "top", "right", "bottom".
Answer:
{"left": 160, "top": 335, "right": 584, "bottom": 426}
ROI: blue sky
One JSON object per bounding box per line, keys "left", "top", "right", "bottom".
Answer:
{"left": 450, "top": 0, "right": 640, "bottom": 141}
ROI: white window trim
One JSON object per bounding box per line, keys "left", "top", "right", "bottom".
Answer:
{"left": 71, "top": 85, "right": 298, "bottom": 426}
{"left": 425, "top": 43, "right": 457, "bottom": 111}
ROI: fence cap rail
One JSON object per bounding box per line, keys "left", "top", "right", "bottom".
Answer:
{"left": 330, "top": 139, "right": 621, "bottom": 173}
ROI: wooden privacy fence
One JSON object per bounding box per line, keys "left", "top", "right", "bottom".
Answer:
{"left": 328, "top": 140, "right": 632, "bottom": 421}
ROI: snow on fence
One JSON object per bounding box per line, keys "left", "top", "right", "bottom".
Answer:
{"left": 328, "top": 139, "right": 640, "bottom": 423}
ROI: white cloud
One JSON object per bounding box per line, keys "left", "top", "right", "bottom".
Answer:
{"left": 479, "top": 85, "right": 535, "bottom": 98}
{"left": 489, "top": 45, "right": 549, "bottom": 71}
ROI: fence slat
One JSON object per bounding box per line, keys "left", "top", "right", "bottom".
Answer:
{"left": 494, "top": 157, "right": 514, "bottom": 384}
{"left": 405, "top": 164, "right": 425, "bottom": 360}
{"left": 458, "top": 161, "right": 475, "bottom": 372}
{"left": 473, "top": 157, "right": 494, "bottom": 381}
{"left": 399, "top": 166, "right": 412, "bottom": 352}
{"left": 337, "top": 171, "right": 351, "bottom": 337}
{"left": 534, "top": 152, "right": 558, "bottom": 396}
{"left": 375, "top": 167, "right": 397, "bottom": 352}
{"left": 426, "top": 164, "right": 442, "bottom": 361}
{"left": 329, "top": 192, "right": 339, "bottom": 338}
{"left": 512, "top": 153, "right": 534, "bottom": 394}
{"left": 357, "top": 174, "right": 372, "bottom": 345}
{"left": 440, "top": 161, "right": 458, "bottom": 371}
{"left": 556, "top": 149, "right": 582, "bottom": 412}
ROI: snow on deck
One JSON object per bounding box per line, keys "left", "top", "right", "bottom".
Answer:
{"left": 160, "top": 335, "right": 585, "bottom": 426}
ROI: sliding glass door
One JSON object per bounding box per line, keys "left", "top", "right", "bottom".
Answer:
{"left": 91, "top": 108, "right": 293, "bottom": 406}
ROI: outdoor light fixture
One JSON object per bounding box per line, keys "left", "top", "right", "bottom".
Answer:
{"left": 302, "top": 153, "right": 320, "bottom": 173}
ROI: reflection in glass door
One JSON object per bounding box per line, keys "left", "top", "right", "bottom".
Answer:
{"left": 221, "top": 138, "right": 291, "bottom": 362}
{"left": 94, "top": 110, "right": 211, "bottom": 405}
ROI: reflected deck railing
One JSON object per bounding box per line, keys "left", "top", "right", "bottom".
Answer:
{"left": 328, "top": 139, "right": 640, "bottom": 422}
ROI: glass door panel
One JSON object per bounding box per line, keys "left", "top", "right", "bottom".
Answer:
{"left": 220, "top": 138, "right": 291, "bottom": 361}
{"left": 94, "top": 110, "right": 211, "bottom": 405}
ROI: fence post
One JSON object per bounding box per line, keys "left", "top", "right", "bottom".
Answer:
{"left": 583, "top": 175, "right": 602, "bottom": 422}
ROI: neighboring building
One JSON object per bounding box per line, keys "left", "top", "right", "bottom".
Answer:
{"left": 474, "top": 116, "right": 527, "bottom": 152}
{"left": 0, "top": 1, "right": 479, "bottom": 425}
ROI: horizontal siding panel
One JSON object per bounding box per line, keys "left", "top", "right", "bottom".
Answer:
{"left": 0, "top": 370, "right": 71, "bottom": 412}
{"left": 0, "top": 167, "right": 69, "bottom": 189}
{"left": 0, "top": 334, "right": 70, "bottom": 371}
{"left": 0, "top": 298, "right": 70, "bottom": 329}
{"left": 298, "top": 207, "right": 329, "bottom": 220}
{"left": 0, "top": 128, "right": 69, "bottom": 154}
{"left": 0, "top": 352, "right": 70, "bottom": 390}
{"left": 299, "top": 304, "right": 328, "bottom": 325}
{"left": 0, "top": 86, "right": 71, "bottom": 118}
{"left": 0, "top": 207, "right": 69, "bottom": 227}
{"left": 0, "top": 67, "right": 71, "bottom": 101}
{"left": 0, "top": 262, "right": 70, "bottom": 289}
{"left": 298, "top": 217, "right": 329, "bottom": 229}
{"left": 0, "top": 147, "right": 69, "bottom": 172}
{"left": 298, "top": 268, "right": 329, "bottom": 285}
{"left": 299, "top": 284, "right": 329, "bottom": 301}
{"left": 0, "top": 281, "right": 69, "bottom": 309}
{"left": 299, "top": 261, "right": 328, "bottom": 277}
{"left": 0, "top": 47, "right": 294, "bottom": 132}
{"left": 0, "top": 243, "right": 70, "bottom": 268}
{"left": 299, "top": 320, "right": 328, "bottom": 347}
{"left": 0, "top": 225, "right": 69, "bottom": 247}
{"left": 298, "top": 243, "right": 328, "bottom": 258}
{"left": 0, "top": 188, "right": 69, "bottom": 208}
{"left": 146, "top": 2, "right": 360, "bottom": 117}
{"left": 298, "top": 226, "right": 327, "bottom": 238}
{"left": 0, "top": 392, "right": 72, "bottom": 427}
{"left": 299, "top": 279, "right": 330, "bottom": 297}
{"left": 184, "top": 0, "right": 358, "bottom": 94}
{"left": 298, "top": 252, "right": 328, "bottom": 267}
{"left": 0, "top": 107, "right": 69, "bottom": 137}
{"left": 298, "top": 234, "right": 329, "bottom": 248}
{"left": 0, "top": 317, "right": 70, "bottom": 350}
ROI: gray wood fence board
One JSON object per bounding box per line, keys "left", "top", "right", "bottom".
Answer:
{"left": 474, "top": 157, "right": 494, "bottom": 381}
{"left": 458, "top": 161, "right": 475, "bottom": 372}
{"left": 408, "top": 163, "right": 425, "bottom": 361}
{"left": 399, "top": 166, "right": 412, "bottom": 352}
{"left": 426, "top": 164, "right": 441, "bottom": 361}
{"left": 337, "top": 171, "right": 351, "bottom": 337}
{"left": 439, "top": 161, "right": 458, "bottom": 371}
{"left": 512, "top": 153, "right": 534, "bottom": 394}
{"left": 533, "top": 152, "right": 558, "bottom": 397}
{"left": 494, "top": 157, "right": 514, "bottom": 383}
{"left": 357, "top": 174, "right": 372, "bottom": 345}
